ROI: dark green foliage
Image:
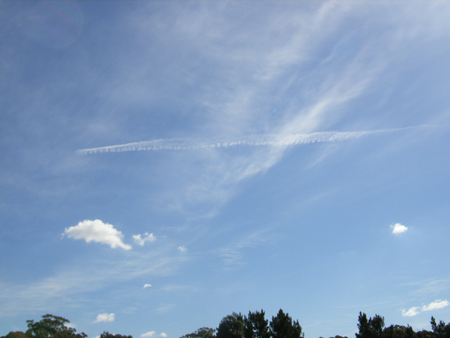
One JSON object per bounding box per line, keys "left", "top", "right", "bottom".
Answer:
{"left": 217, "top": 313, "right": 245, "bottom": 338}
{"left": 431, "top": 317, "right": 450, "bottom": 338}
{"left": 99, "top": 332, "right": 132, "bottom": 338}
{"left": 416, "top": 331, "right": 435, "bottom": 338}
{"left": 25, "top": 314, "right": 86, "bottom": 338}
{"left": 180, "top": 327, "right": 216, "bottom": 338}
{"left": 382, "top": 325, "right": 416, "bottom": 338}
{"left": 2, "top": 332, "right": 28, "bottom": 338}
{"left": 269, "top": 309, "right": 303, "bottom": 338}
{"left": 244, "top": 310, "right": 270, "bottom": 338}
{"left": 356, "top": 313, "right": 385, "bottom": 338}
{"left": 6, "top": 310, "right": 450, "bottom": 338}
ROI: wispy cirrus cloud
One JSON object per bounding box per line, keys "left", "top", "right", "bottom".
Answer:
{"left": 71, "top": 0, "right": 430, "bottom": 218}
{"left": 0, "top": 248, "right": 187, "bottom": 317}
{"left": 219, "top": 229, "right": 280, "bottom": 269}
{"left": 402, "top": 300, "right": 449, "bottom": 317}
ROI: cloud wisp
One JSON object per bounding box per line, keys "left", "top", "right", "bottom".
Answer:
{"left": 402, "top": 300, "right": 449, "bottom": 317}
{"left": 76, "top": 129, "right": 403, "bottom": 155}
{"left": 64, "top": 219, "right": 132, "bottom": 250}
{"left": 133, "top": 232, "right": 156, "bottom": 246}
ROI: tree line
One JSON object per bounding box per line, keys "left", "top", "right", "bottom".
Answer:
{"left": 1, "top": 311, "right": 450, "bottom": 338}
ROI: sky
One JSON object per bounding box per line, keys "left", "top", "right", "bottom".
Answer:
{"left": 1, "top": 1, "right": 450, "bottom": 338}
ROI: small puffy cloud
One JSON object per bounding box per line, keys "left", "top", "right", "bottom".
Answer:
{"left": 133, "top": 232, "right": 156, "bottom": 246}
{"left": 143, "top": 284, "right": 152, "bottom": 288}
{"left": 402, "top": 307, "right": 421, "bottom": 317}
{"left": 402, "top": 300, "right": 449, "bottom": 317}
{"left": 160, "top": 334, "right": 167, "bottom": 338}
{"left": 391, "top": 223, "right": 408, "bottom": 235}
{"left": 422, "top": 299, "right": 449, "bottom": 311}
{"left": 94, "top": 313, "right": 115, "bottom": 323}
{"left": 64, "top": 220, "right": 132, "bottom": 250}
{"left": 178, "top": 246, "right": 187, "bottom": 253}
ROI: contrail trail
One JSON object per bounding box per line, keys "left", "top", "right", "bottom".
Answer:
{"left": 76, "top": 128, "right": 404, "bottom": 155}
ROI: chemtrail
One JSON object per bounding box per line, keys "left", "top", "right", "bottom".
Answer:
{"left": 76, "top": 128, "right": 403, "bottom": 155}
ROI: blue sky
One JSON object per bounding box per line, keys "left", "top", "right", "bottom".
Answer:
{"left": 1, "top": 1, "right": 450, "bottom": 338}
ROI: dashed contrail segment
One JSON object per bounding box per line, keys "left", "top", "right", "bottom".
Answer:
{"left": 76, "top": 128, "right": 400, "bottom": 155}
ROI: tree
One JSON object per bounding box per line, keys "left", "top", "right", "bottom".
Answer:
{"left": 356, "top": 313, "right": 384, "bottom": 338}
{"left": 180, "top": 327, "right": 216, "bottom": 338}
{"left": 217, "top": 313, "right": 245, "bottom": 338}
{"left": 269, "top": 309, "right": 303, "bottom": 338}
{"left": 416, "top": 331, "right": 435, "bottom": 338}
{"left": 431, "top": 317, "right": 450, "bottom": 338}
{"left": 2, "top": 332, "right": 28, "bottom": 338}
{"left": 382, "top": 325, "right": 416, "bottom": 338}
{"left": 244, "top": 310, "right": 269, "bottom": 338}
{"left": 100, "top": 332, "right": 132, "bottom": 338}
{"left": 25, "top": 314, "right": 86, "bottom": 338}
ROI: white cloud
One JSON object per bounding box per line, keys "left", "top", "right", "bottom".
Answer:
{"left": 140, "top": 332, "right": 166, "bottom": 338}
{"left": 94, "top": 313, "right": 115, "bottom": 323}
{"left": 143, "top": 284, "right": 152, "bottom": 288}
{"left": 422, "top": 299, "right": 449, "bottom": 311}
{"left": 77, "top": 129, "right": 401, "bottom": 155}
{"left": 391, "top": 223, "right": 408, "bottom": 235}
{"left": 402, "top": 307, "right": 420, "bottom": 317}
{"left": 64, "top": 219, "right": 132, "bottom": 250}
{"left": 133, "top": 232, "right": 156, "bottom": 246}
{"left": 177, "top": 246, "right": 187, "bottom": 253}
{"left": 402, "top": 300, "right": 449, "bottom": 317}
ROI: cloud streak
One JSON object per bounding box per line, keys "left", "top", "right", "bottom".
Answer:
{"left": 402, "top": 300, "right": 449, "bottom": 317}
{"left": 76, "top": 129, "right": 405, "bottom": 155}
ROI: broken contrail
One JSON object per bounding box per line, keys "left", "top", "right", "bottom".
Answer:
{"left": 76, "top": 128, "right": 403, "bottom": 155}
